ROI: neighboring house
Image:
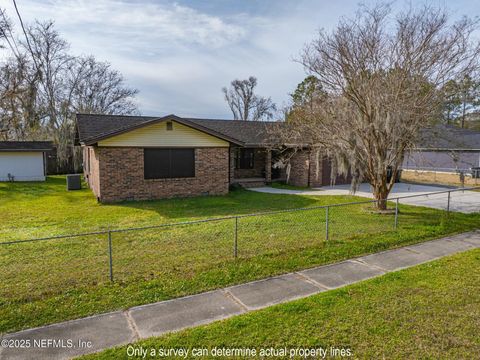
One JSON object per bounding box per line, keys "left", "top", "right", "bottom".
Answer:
{"left": 75, "top": 114, "right": 348, "bottom": 202}
{"left": 403, "top": 125, "right": 480, "bottom": 172}
{"left": 0, "top": 141, "right": 53, "bottom": 182}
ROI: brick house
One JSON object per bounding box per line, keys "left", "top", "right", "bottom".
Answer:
{"left": 75, "top": 114, "right": 349, "bottom": 202}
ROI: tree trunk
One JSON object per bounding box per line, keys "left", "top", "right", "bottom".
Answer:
{"left": 372, "top": 181, "right": 390, "bottom": 210}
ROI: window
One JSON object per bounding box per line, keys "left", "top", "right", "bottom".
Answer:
{"left": 234, "top": 148, "right": 255, "bottom": 169}
{"left": 166, "top": 121, "right": 173, "bottom": 131}
{"left": 144, "top": 148, "right": 195, "bottom": 179}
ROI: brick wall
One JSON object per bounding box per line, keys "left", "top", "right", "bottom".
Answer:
{"left": 229, "top": 148, "right": 235, "bottom": 184}
{"left": 308, "top": 150, "right": 323, "bottom": 187}
{"left": 265, "top": 150, "right": 272, "bottom": 183}
{"left": 287, "top": 149, "right": 324, "bottom": 187}
{"left": 94, "top": 147, "right": 229, "bottom": 202}
{"left": 83, "top": 146, "right": 101, "bottom": 199}
{"left": 288, "top": 150, "right": 310, "bottom": 187}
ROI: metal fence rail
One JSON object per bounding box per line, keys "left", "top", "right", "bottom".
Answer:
{"left": 402, "top": 166, "right": 473, "bottom": 173}
{"left": 1, "top": 186, "right": 479, "bottom": 286}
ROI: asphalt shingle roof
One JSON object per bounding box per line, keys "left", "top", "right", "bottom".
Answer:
{"left": 185, "top": 118, "right": 278, "bottom": 146}
{"left": 76, "top": 114, "right": 480, "bottom": 150}
{"left": 76, "top": 114, "right": 156, "bottom": 144}
{"left": 0, "top": 141, "right": 53, "bottom": 151}
{"left": 420, "top": 125, "right": 480, "bottom": 150}
{"left": 75, "top": 114, "right": 280, "bottom": 146}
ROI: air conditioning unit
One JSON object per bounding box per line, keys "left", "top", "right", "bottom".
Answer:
{"left": 66, "top": 174, "right": 82, "bottom": 190}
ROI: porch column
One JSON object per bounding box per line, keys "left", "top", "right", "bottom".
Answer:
{"left": 265, "top": 149, "right": 272, "bottom": 183}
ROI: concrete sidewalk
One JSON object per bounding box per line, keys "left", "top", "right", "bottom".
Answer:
{"left": 1, "top": 231, "right": 479, "bottom": 360}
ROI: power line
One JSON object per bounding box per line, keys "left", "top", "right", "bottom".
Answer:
{"left": 12, "top": 0, "right": 41, "bottom": 74}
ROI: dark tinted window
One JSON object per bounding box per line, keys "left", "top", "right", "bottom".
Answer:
{"left": 171, "top": 149, "right": 195, "bottom": 178}
{"left": 234, "top": 148, "right": 254, "bottom": 169}
{"left": 144, "top": 148, "right": 195, "bottom": 179}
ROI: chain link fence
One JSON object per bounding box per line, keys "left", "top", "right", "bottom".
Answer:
{"left": 0, "top": 233, "right": 107, "bottom": 303}
{"left": 1, "top": 186, "right": 478, "bottom": 298}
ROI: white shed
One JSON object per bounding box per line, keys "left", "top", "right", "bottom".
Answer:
{"left": 0, "top": 141, "right": 53, "bottom": 182}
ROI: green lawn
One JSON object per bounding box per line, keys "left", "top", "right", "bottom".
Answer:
{"left": 0, "top": 176, "right": 479, "bottom": 334}
{"left": 82, "top": 249, "right": 480, "bottom": 360}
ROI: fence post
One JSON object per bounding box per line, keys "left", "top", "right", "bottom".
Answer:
{"left": 325, "top": 206, "right": 329, "bottom": 241}
{"left": 447, "top": 191, "right": 451, "bottom": 214}
{"left": 394, "top": 198, "right": 399, "bottom": 230}
{"left": 233, "top": 217, "right": 238, "bottom": 258}
{"left": 108, "top": 229, "right": 113, "bottom": 282}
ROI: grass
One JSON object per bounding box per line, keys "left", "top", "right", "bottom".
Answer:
{"left": 82, "top": 249, "right": 480, "bottom": 360}
{"left": 0, "top": 176, "right": 479, "bottom": 334}
{"left": 0, "top": 177, "right": 326, "bottom": 241}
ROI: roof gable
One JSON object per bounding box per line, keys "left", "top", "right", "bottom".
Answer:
{"left": 98, "top": 120, "right": 229, "bottom": 147}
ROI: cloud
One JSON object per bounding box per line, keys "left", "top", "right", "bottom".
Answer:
{"left": 6, "top": 0, "right": 247, "bottom": 49}
{"left": 1, "top": 0, "right": 383, "bottom": 117}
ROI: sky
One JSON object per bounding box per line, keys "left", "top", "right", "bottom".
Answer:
{"left": 1, "top": 0, "right": 479, "bottom": 118}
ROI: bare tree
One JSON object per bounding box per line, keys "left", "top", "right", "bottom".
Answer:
{"left": 67, "top": 56, "right": 139, "bottom": 170}
{"left": 282, "top": 4, "right": 480, "bottom": 210}
{"left": 0, "top": 9, "right": 9, "bottom": 44}
{"left": 70, "top": 56, "right": 138, "bottom": 115}
{"left": 0, "top": 55, "right": 42, "bottom": 140}
{"left": 222, "top": 76, "right": 276, "bottom": 120}
{"left": 0, "top": 17, "right": 138, "bottom": 172}
{"left": 0, "top": 8, "right": 21, "bottom": 59}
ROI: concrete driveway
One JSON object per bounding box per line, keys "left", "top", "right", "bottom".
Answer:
{"left": 250, "top": 183, "right": 480, "bottom": 213}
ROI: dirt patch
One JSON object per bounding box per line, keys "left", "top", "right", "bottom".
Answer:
{"left": 401, "top": 170, "right": 480, "bottom": 187}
